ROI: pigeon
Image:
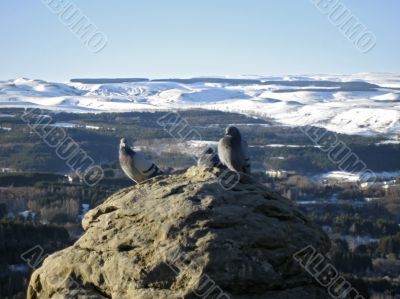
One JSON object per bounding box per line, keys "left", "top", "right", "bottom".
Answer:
{"left": 197, "top": 147, "right": 220, "bottom": 168}
{"left": 218, "top": 126, "right": 251, "bottom": 173}
{"left": 119, "top": 138, "right": 162, "bottom": 183}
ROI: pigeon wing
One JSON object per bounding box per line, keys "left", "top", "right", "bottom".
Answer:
{"left": 133, "top": 152, "right": 158, "bottom": 178}
{"left": 218, "top": 138, "right": 230, "bottom": 167}
{"left": 241, "top": 139, "right": 251, "bottom": 173}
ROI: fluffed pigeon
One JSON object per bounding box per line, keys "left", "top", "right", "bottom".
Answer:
{"left": 197, "top": 147, "right": 220, "bottom": 168}
{"left": 218, "top": 126, "right": 251, "bottom": 173}
{"left": 119, "top": 138, "right": 162, "bottom": 183}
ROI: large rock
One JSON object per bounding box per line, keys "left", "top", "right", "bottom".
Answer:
{"left": 28, "top": 166, "right": 330, "bottom": 299}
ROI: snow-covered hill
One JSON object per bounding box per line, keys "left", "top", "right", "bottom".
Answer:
{"left": 1, "top": 73, "right": 400, "bottom": 138}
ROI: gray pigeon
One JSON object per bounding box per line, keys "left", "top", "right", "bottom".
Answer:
{"left": 218, "top": 126, "right": 251, "bottom": 173}
{"left": 197, "top": 147, "right": 220, "bottom": 168}
{"left": 119, "top": 138, "right": 162, "bottom": 183}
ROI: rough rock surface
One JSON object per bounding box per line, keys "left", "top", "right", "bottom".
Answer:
{"left": 28, "top": 166, "right": 330, "bottom": 299}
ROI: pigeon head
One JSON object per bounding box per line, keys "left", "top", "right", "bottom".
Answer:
{"left": 120, "top": 138, "right": 128, "bottom": 148}
{"left": 225, "top": 126, "right": 241, "bottom": 139}
{"left": 205, "top": 147, "right": 214, "bottom": 154}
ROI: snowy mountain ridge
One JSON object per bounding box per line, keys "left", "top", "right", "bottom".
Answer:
{"left": 1, "top": 73, "right": 400, "bottom": 138}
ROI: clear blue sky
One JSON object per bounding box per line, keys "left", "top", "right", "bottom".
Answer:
{"left": 0, "top": 0, "right": 399, "bottom": 81}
